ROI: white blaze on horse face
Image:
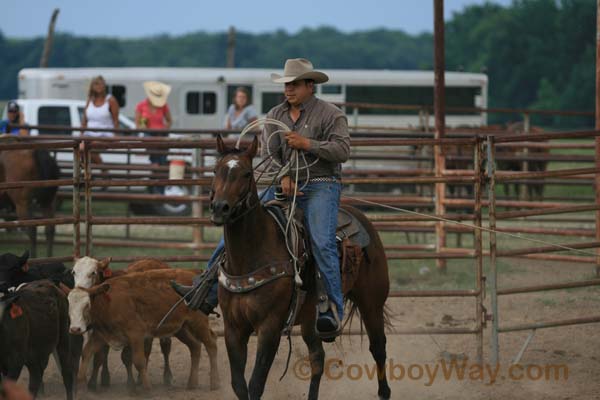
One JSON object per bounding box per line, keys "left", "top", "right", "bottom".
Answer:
{"left": 73, "top": 257, "right": 100, "bottom": 288}
{"left": 226, "top": 159, "right": 240, "bottom": 170}
{"left": 68, "top": 289, "right": 91, "bottom": 333}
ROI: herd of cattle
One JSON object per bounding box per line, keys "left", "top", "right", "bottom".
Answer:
{"left": 0, "top": 252, "right": 220, "bottom": 399}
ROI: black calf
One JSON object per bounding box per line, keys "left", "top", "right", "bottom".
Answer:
{"left": 0, "top": 280, "right": 73, "bottom": 400}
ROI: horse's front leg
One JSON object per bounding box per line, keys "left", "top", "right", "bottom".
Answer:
{"left": 224, "top": 319, "right": 252, "bottom": 400}
{"left": 301, "top": 316, "right": 325, "bottom": 400}
{"left": 248, "top": 322, "right": 283, "bottom": 400}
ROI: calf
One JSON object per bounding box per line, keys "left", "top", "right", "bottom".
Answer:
{"left": 68, "top": 269, "right": 219, "bottom": 392}
{"left": 0, "top": 281, "right": 73, "bottom": 400}
{"left": 0, "top": 251, "right": 73, "bottom": 294}
{"left": 72, "top": 257, "right": 174, "bottom": 388}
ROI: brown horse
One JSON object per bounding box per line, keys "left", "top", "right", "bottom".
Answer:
{"left": 496, "top": 122, "right": 547, "bottom": 200}
{"left": 0, "top": 136, "right": 59, "bottom": 257}
{"left": 211, "top": 135, "right": 391, "bottom": 400}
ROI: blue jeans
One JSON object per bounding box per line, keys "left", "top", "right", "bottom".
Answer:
{"left": 199, "top": 182, "right": 344, "bottom": 320}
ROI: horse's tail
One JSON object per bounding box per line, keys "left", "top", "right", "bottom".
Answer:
{"left": 33, "top": 149, "right": 60, "bottom": 208}
{"left": 343, "top": 299, "right": 394, "bottom": 337}
{"left": 340, "top": 204, "right": 395, "bottom": 337}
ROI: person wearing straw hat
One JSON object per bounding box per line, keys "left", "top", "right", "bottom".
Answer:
{"left": 135, "top": 81, "right": 173, "bottom": 165}
{"left": 171, "top": 58, "right": 350, "bottom": 341}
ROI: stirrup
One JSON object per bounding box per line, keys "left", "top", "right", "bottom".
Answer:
{"left": 315, "top": 300, "right": 342, "bottom": 342}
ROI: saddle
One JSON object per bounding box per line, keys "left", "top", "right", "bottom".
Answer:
{"left": 264, "top": 201, "right": 369, "bottom": 294}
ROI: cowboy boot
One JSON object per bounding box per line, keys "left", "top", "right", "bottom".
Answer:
{"left": 170, "top": 281, "right": 193, "bottom": 300}
{"left": 170, "top": 265, "right": 219, "bottom": 316}
{"left": 314, "top": 271, "right": 342, "bottom": 342}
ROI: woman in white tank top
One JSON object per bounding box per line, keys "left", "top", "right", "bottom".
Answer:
{"left": 81, "top": 76, "right": 120, "bottom": 166}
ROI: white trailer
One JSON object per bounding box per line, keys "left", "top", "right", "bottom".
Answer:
{"left": 18, "top": 67, "right": 488, "bottom": 129}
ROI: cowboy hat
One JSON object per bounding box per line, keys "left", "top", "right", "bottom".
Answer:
{"left": 271, "top": 58, "right": 329, "bottom": 84}
{"left": 143, "top": 81, "right": 172, "bottom": 107}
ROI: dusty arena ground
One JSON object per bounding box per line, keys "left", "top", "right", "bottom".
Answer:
{"left": 21, "top": 256, "right": 600, "bottom": 400}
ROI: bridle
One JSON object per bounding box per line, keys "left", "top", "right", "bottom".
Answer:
{"left": 210, "top": 152, "right": 278, "bottom": 225}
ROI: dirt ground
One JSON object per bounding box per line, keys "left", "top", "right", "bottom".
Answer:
{"left": 26, "top": 259, "right": 600, "bottom": 400}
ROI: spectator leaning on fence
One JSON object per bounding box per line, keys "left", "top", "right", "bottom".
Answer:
{"left": 81, "top": 76, "right": 120, "bottom": 165}
{"left": 135, "top": 81, "right": 173, "bottom": 166}
{"left": 0, "top": 101, "right": 28, "bottom": 136}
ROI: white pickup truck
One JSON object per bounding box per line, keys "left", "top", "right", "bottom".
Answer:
{"left": 1, "top": 99, "right": 192, "bottom": 216}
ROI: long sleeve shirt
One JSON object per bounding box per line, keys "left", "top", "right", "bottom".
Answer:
{"left": 261, "top": 95, "right": 350, "bottom": 181}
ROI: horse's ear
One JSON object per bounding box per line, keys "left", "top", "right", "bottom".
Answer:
{"left": 19, "top": 250, "right": 29, "bottom": 267}
{"left": 216, "top": 134, "right": 227, "bottom": 155}
{"left": 244, "top": 136, "right": 258, "bottom": 159}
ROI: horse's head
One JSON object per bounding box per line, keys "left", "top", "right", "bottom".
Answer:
{"left": 210, "top": 134, "right": 259, "bottom": 225}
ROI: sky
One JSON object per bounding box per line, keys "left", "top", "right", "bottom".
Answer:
{"left": 3, "top": 0, "right": 512, "bottom": 38}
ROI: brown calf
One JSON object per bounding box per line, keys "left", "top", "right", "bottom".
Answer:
{"left": 68, "top": 269, "right": 219, "bottom": 393}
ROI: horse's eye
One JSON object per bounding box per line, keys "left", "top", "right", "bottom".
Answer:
{"left": 244, "top": 171, "right": 252, "bottom": 178}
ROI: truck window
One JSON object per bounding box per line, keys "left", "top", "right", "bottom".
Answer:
{"left": 109, "top": 85, "right": 126, "bottom": 107}
{"left": 38, "top": 106, "right": 71, "bottom": 135}
{"left": 186, "top": 91, "right": 217, "bottom": 115}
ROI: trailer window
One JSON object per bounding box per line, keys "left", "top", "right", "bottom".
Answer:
{"left": 346, "top": 85, "right": 480, "bottom": 115}
{"left": 321, "top": 85, "right": 342, "bottom": 95}
{"left": 261, "top": 92, "right": 285, "bottom": 114}
{"left": 186, "top": 92, "right": 200, "bottom": 114}
{"left": 186, "top": 91, "right": 217, "bottom": 115}
{"left": 203, "top": 92, "right": 216, "bottom": 114}
{"left": 38, "top": 106, "right": 71, "bottom": 135}
{"left": 109, "top": 85, "right": 126, "bottom": 107}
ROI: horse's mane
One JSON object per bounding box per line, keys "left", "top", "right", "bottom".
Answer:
{"left": 219, "top": 148, "right": 245, "bottom": 156}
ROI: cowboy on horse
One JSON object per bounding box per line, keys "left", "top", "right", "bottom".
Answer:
{"left": 172, "top": 58, "right": 350, "bottom": 340}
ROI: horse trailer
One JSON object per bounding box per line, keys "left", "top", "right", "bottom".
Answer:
{"left": 18, "top": 67, "right": 488, "bottom": 129}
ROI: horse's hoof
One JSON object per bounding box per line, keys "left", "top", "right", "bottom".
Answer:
{"left": 163, "top": 371, "right": 173, "bottom": 386}
{"left": 378, "top": 388, "right": 391, "bottom": 400}
{"left": 210, "top": 379, "right": 220, "bottom": 391}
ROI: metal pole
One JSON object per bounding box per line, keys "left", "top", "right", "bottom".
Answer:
{"left": 227, "top": 26, "right": 236, "bottom": 68}
{"left": 84, "top": 142, "right": 93, "bottom": 256}
{"left": 72, "top": 143, "right": 81, "bottom": 258}
{"left": 434, "top": 0, "right": 447, "bottom": 271}
{"left": 595, "top": 0, "right": 600, "bottom": 277}
{"left": 487, "top": 136, "right": 500, "bottom": 365}
{"left": 192, "top": 147, "right": 204, "bottom": 265}
{"left": 521, "top": 113, "right": 530, "bottom": 200}
{"left": 474, "top": 137, "right": 484, "bottom": 364}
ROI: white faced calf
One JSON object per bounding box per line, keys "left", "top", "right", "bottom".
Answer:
{"left": 72, "top": 257, "right": 111, "bottom": 289}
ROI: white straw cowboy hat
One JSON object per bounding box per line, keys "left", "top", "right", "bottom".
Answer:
{"left": 143, "top": 81, "right": 172, "bottom": 107}
{"left": 271, "top": 58, "right": 329, "bottom": 84}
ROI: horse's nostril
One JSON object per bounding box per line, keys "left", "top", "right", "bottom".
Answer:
{"left": 222, "top": 204, "right": 230, "bottom": 213}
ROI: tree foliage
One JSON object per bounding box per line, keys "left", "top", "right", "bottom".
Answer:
{"left": 0, "top": 0, "right": 595, "bottom": 126}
